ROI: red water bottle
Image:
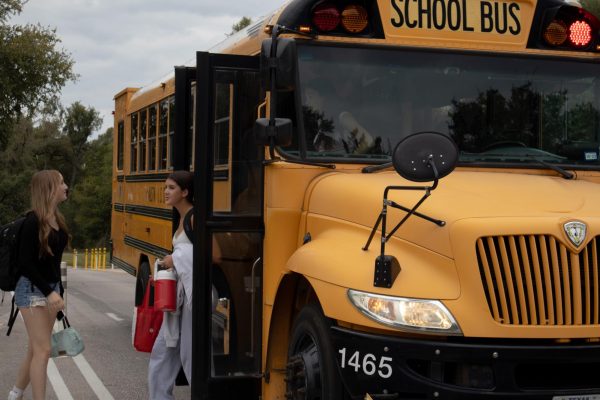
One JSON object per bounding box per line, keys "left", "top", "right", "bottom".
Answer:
{"left": 155, "top": 269, "right": 177, "bottom": 312}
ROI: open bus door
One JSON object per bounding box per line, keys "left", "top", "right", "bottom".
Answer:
{"left": 191, "top": 52, "right": 263, "bottom": 399}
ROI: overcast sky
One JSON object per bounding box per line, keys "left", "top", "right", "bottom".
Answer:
{"left": 12, "top": 0, "right": 283, "bottom": 136}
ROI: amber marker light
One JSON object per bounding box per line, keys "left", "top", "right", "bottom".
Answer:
{"left": 341, "top": 4, "right": 368, "bottom": 33}
{"left": 569, "top": 20, "right": 592, "bottom": 47}
{"left": 544, "top": 20, "right": 568, "bottom": 46}
{"left": 298, "top": 25, "right": 313, "bottom": 34}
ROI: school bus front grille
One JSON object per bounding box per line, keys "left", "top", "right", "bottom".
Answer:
{"left": 476, "top": 235, "right": 600, "bottom": 326}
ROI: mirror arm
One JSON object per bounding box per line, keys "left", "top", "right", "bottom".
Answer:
{"left": 276, "top": 24, "right": 317, "bottom": 39}
{"left": 265, "top": 25, "right": 282, "bottom": 160}
{"left": 428, "top": 155, "right": 440, "bottom": 190}
{"left": 385, "top": 189, "right": 431, "bottom": 241}
{"left": 362, "top": 157, "right": 446, "bottom": 252}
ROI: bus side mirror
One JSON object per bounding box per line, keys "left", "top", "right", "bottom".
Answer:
{"left": 254, "top": 118, "right": 293, "bottom": 147}
{"left": 260, "top": 38, "right": 297, "bottom": 91}
{"left": 392, "top": 132, "right": 458, "bottom": 182}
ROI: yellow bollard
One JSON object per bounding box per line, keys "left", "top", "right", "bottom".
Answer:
{"left": 102, "top": 247, "right": 107, "bottom": 270}
{"left": 93, "top": 248, "right": 98, "bottom": 270}
{"left": 85, "top": 249, "right": 89, "bottom": 270}
{"left": 72, "top": 249, "right": 78, "bottom": 269}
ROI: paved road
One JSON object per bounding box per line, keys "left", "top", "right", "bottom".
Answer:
{"left": 0, "top": 268, "right": 191, "bottom": 399}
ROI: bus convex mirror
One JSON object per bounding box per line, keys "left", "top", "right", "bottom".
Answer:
{"left": 392, "top": 132, "right": 458, "bottom": 182}
{"left": 260, "top": 38, "right": 297, "bottom": 91}
{"left": 254, "top": 118, "right": 293, "bottom": 147}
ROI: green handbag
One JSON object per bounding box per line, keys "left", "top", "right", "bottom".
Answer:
{"left": 50, "top": 316, "right": 84, "bottom": 358}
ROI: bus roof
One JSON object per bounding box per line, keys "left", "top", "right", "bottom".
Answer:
{"left": 122, "top": 0, "right": 600, "bottom": 111}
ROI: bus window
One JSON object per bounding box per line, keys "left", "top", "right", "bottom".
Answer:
{"left": 130, "top": 112, "right": 138, "bottom": 173}
{"left": 214, "top": 82, "right": 231, "bottom": 171}
{"left": 168, "top": 96, "right": 174, "bottom": 170}
{"left": 117, "top": 120, "right": 124, "bottom": 171}
{"left": 188, "top": 85, "right": 195, "bottom": 170}
{"left": 139, "top": 108, "right": 147, "bottom": 172}
{"left": 211, "top": 69, "right": 262, "bottom": 216}
{"left": 211, "top": 232, "right": 262, "bottom": 377}
{"left": 214, "top": 81, "right": 232, "bottom": 211}
{"left": 159, "top": 99, "right": 168, "bottom": 170}
{"left": 148, "top": 105, "right": 157, "bottom": 171}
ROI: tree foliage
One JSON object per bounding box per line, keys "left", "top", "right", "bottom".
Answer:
{"left": 64, "top": 129, "right": 113, "bottom": 249}
{"left": 230, "top": 16, "right": 252, "bottom": 35}
{"left": 580, "top": 0, "right": 600, "bottom": 19}
{"left": 0, "top": 103, "right": 112, "bottom": 248}
{"left": 0, "top": 0, "right": 76, "bottom": 147}
{"left": 62, "top": 102, "right": 102, "bottom": 188}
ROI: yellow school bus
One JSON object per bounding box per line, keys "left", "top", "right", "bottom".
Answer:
{"left": 112, "top": 0, "right": 600, "bottom": 398}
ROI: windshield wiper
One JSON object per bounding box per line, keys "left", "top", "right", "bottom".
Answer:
{"left": 527, "top": 158, "right": 574, "bottom": 179}
{"left": 469, "top": 153, "right": 575, "bottom": 179}
{"left": 362, "top": 162, "right": 393, "bottom": 173}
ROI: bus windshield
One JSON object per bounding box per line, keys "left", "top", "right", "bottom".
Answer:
{"left": 290, "top": 44, "right": 600, "bottom": 168}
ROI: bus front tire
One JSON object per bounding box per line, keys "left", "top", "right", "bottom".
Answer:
{"left": 286, "top": 304, "right": 345, "bottom": 400}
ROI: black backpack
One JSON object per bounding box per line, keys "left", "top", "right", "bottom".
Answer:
{"left": 0, "top": 214, "right": 27, "bottom": 292}
{"left": 0, "top": 213, "right": 28, "bottom": 336}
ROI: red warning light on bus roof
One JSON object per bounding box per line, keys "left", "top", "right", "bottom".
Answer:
{"left": 312, "top": 3, "right": 340, "bottom": 32}
{"left": 569, "top": 20, "right": 592, "bottom": 47}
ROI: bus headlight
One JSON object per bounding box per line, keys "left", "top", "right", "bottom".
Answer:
{"left": 348, "top": 289, "right": 462, "bottom": 335}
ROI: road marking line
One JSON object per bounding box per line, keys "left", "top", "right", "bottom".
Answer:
{"left": 106, "top": 312, "right": 123, "bottom": 322}
{"left": 73, "top": 354, "right": 115, "bottom": 400}
{"left": 47, "top": 359, "right": 74, "bottom": 400}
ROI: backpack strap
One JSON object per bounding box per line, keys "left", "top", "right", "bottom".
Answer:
{"left": 6, "top": 295, "right": 19, "bottom": 336}
{"left": 183, "top": 208, "right": 194, "bottom": 243}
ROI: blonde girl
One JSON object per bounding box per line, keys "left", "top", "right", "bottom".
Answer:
{"left": 8, "top": 170, "right": 69, "bottom": 400}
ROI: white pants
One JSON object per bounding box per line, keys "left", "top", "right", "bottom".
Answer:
{"left": 148, "top": 304, "right": 192, "bottom": 400}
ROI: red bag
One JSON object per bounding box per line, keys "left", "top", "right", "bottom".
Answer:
{"left": 133, "top": 277, "right": 163, "bottom": 352}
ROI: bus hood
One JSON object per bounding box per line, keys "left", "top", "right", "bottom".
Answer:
{"left": 305, "top": 170, "right": 600, "bottom": 258}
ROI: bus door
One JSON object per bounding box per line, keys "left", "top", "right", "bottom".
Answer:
{"left": 192, "top": 52, "right": 263, "bottom": 400}
{"left": 174, "top": 66, "right": 196, "bottom": 171}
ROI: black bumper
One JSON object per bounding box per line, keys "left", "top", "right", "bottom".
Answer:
{"left": 331, "top": 326, "right": 600, "bottom": 399}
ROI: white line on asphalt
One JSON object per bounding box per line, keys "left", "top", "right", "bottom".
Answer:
{"left": 47, "top": 359, "right": 74, "bottom": 400}
{"left": 106, "top": 312, "right": 123, "bottom": 322}
{"left": 73, "top": 355, "right": 115, "bottom": 400}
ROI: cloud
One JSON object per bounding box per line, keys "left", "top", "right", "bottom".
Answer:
{"left": 11, "top": 0, "right": 283, "bottom": 136}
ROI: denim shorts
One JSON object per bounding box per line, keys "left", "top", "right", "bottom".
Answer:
{"left": 14, "top": 276, "right": 60, "bottom": 308}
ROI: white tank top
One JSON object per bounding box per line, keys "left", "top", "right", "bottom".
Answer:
{"left": 172, "top": 230, "right": 192, "bottom": 247}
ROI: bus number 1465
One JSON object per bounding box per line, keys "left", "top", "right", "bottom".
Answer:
{"left": 338, "top": 348, "right": 393, "bottom": 379}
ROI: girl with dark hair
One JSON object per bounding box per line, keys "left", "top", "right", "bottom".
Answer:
{"left": 9, "top": 170, "right": 69, "bottom": 400}
{"left": 149, "top": 171, "right": 218, "bottom": 399}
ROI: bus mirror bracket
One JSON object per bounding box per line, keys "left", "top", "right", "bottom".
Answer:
{"left": 256, "top": 25, "right": 298, "bottom": 160}
{"left": 254, "top": 117, "right": 293, "bottom": 147}
{"left": 362, "top": 132, "right": 458, "bottom": 288}
{"left": 260, "top": 37, "right": 297, "bottom": 92}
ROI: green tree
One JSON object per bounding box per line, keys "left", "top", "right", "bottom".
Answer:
{"left": 229, "top": 16, "right": 252, "bottom": 35}
{"left": 580, "top": 0, "right": 600, "bottom": 19}
{"left": 65, "top": 128, "right": 113, "bottom": 249}
{"left": 0, "top": 0, "right": 76, "bottom": 147}
{"left": 62, "top": 101, "right": 102, "bottom": 188}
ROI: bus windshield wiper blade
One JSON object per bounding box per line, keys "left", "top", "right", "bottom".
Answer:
{"left": 529, "top": 158, "right": 574, "bottom": 179}
{"left": 475, "top": 153, "right": 574, "bottom": 179}
{"left": 362, "top": 162, "right": 393, "bottom": 173}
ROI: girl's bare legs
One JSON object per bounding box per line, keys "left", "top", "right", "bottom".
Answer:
{"left": 18, "top": 306, "right": 55, "bottom": 400}
{"left": 13, "top": 342, "right": 33, "bottom": 391}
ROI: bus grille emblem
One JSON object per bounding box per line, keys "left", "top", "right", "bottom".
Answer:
{"left": 564, "top": 221, "right": 586, "bottom": 247}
